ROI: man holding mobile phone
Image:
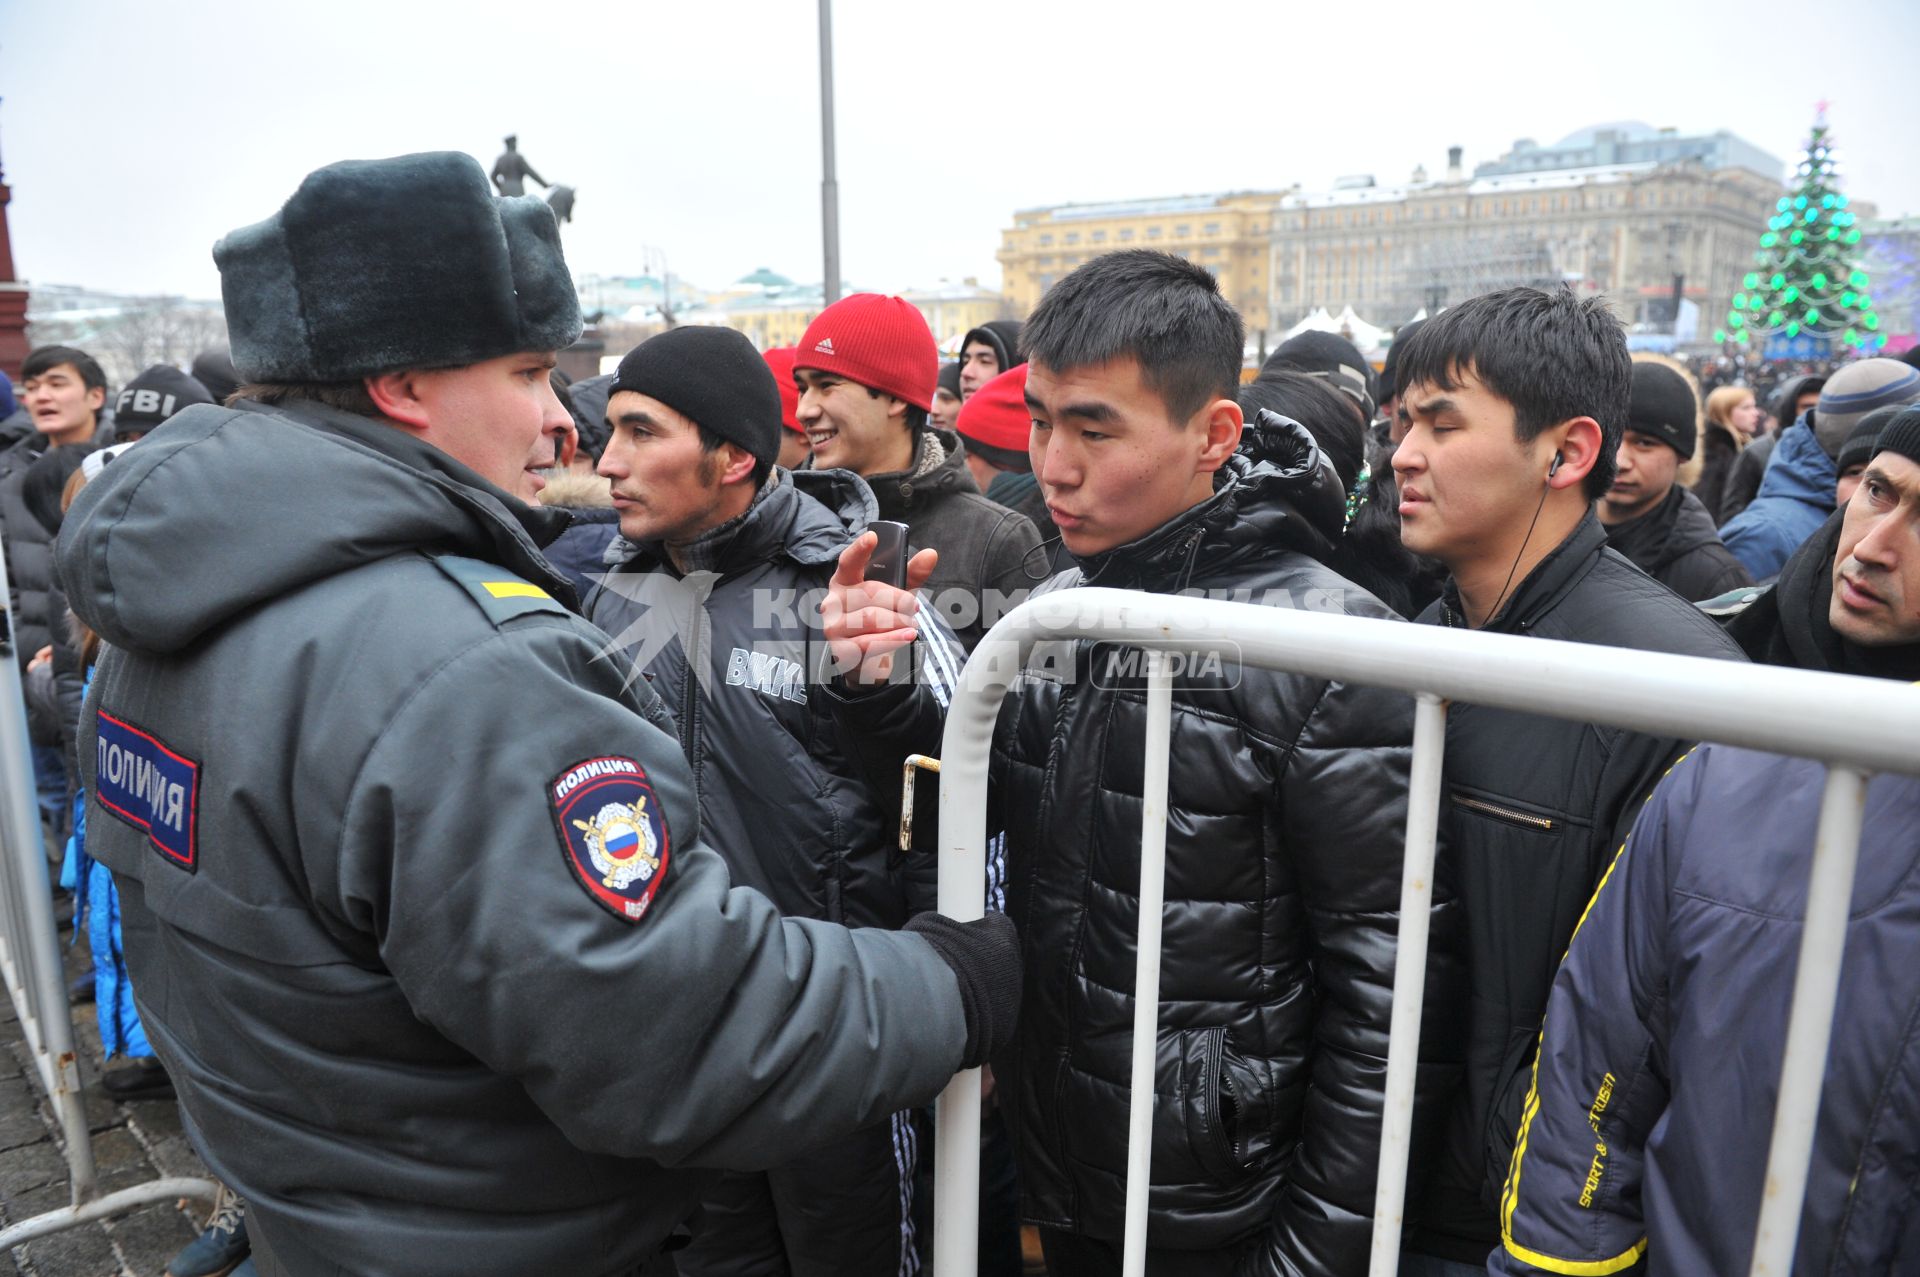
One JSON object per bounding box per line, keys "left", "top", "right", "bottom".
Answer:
{"left": 590, "top": 324, "right": 968, "bottom": 1277}
{"left": 792, "top": 294, "right": 1043, "bottom": 652}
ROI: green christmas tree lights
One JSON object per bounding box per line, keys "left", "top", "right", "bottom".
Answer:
{"left": 1715, "top": 107, "right": 1884, "bottom": 351}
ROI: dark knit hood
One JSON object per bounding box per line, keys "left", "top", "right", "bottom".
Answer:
{"left": 960, "top": 320, "right": 1022, "bottom": 373}
{"left": 1073, "top": 412, "right": 1344, "bottom": 592}
{"left": 1772, "top": 375, "right": 1826, "bottom": 436}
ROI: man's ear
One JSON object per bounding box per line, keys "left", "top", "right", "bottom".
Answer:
{"left": 719, "top": 443, "right": 758, "bottom": 486}
{"left": 1195, "top": 396, "right": 1245, "bottom": 475}
{"left": 885, "top": 394, "right": 910, "bottom": 425}
{"left": 365, "top": 370, "right": 432, "bottom": 432}
{"left": 84, "top": 385, "right": 106, "bottom": 414}
{"left": 1547, "top": 415, "right": 1605, "bottom": 490}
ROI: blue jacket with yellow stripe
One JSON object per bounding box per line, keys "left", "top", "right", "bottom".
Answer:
{"left": 1491, "top": 743, "right": 1920, "bottom": 1276}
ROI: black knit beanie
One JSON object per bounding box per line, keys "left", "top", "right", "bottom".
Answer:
{"left": 1627, "top": 362, "right": 1698, "bottom": 460}
{"left": 608, "top": 327, "right": 782, "bottom": 466}
{"left": 190, "top": 349, "right": 240, "bottom": 404}
{"left": 1874, "top": 405, "right": 1920, "bottom": 469}
{"left": 1263, "top": 330, "right": 1379, "bottom": 421}
{"left": 1838, "top": 405, "right": 1901, "bottom": 473}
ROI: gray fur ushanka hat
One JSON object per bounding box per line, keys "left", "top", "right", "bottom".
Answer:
{"left": 214, "top": 151, "right": 582, "bottom": 382}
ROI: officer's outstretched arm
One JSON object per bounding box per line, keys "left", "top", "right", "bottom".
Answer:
{"left": 334, "top": 621, "right": 970, "bottom": 1170}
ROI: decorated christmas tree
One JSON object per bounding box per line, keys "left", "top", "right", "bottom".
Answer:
{"left": 1716, "top": 106, "right": 1884, "bottom": 354}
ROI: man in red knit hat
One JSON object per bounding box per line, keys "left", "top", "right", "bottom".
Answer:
{"left": 955, "top": 363, "right": 1065, "bottom": 571}
{"left": 793, "top": 294, "right": 1041, "bottom": 651}
{"left": 761, "top": 346, "right": 812, "bottom": 471}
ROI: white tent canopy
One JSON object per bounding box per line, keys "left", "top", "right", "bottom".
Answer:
{"left": 1332, "top": 305, "right": 1387, "bottom": 354}
{"left": 1282, "top": 307, "right": 1338, "bottom": 341}
{"left": 1279, "top": 305, "right": 1392, "bottom": 355}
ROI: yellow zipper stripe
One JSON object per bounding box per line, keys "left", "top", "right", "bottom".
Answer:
{"left": 1499, "top": 748, "right": 1700, "bottom": 1265}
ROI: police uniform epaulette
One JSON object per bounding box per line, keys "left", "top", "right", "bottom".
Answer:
{"left": 430, "top": 554, "right": 571, "bottom": 627}
{"left": 1696, "top": 583, "right": 1768, "bottom": 620}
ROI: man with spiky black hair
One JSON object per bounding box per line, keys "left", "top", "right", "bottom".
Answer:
{"left": 822, "top": 249, "right": 1464, "bottom": 1277}
{"left": 1389, "top": 287, "right": 1745, "bottom": 1274}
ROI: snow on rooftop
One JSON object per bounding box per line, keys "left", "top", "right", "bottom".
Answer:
{"left": 1278, "top": 161, "right": 1660, "bottom": 209}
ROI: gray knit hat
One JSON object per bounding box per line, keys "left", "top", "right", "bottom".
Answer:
{"left": 1813, "top": 358, "right": 1920, "bottom": 460}
{"left": 214, "top": 152, "right": 582, "bottom": 383}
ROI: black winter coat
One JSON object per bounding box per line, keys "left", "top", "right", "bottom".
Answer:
{"left": 590, "top": 468, "right": 964, "bottom": 929}
{"left": 827, "top": 427, "right": 1464, "bottom": 1272}
{"left": 1, "top": 440, "right": 62, "bottom": 677}
{"left": 861, "top": 426, "right": 1045, "bottom": 652}
{"left": 1406, "top": 513, "right": 1748, "bottom": 1261}
{"left": 1720, "top": 431, "right": 1774, "bottom": 527}
{"left": 1602, "top": 485, "right": 1752, "bottom": 602}
{"left": 1691, "top": 422, "right": 1743, "bottom": 524}
{"left": 0, "top": 418, "right": 113, "bottom": 680}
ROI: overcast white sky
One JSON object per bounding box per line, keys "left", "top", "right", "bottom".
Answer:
{"left": 5, "top": 0, "right": 1917, "bottom": 302}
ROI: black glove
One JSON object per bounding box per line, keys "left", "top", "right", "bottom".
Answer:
{"left": 904, "top": 911, "right": 1021, "bottom": 1070}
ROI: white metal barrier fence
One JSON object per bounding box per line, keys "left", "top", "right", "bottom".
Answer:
{"left": 929, "top": 587, "right": 1920, "bottom": 1277}
{"left": 0, "top": 547, "right": 218, "bottom": 1249}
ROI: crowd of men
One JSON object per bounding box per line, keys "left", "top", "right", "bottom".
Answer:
{"left": 6, "top": 149, "right": 1919, "bottom": 1277}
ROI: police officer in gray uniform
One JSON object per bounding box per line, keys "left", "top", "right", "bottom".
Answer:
{"left": 57, "top": 152, "right": 1018, "bottom": 1277}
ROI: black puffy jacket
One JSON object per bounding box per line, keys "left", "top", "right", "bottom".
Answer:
{"left": 1405, "top": 512, "right": 1748, "bottom": 1262}
{"left": 0, "top": 425, "right": 112, "bottom": 678}
{"left": 827, "top": 424, "right": 1464, "bottom": 1271}
{"left": 590, "top": 468, "right": 964, "bottom": 929}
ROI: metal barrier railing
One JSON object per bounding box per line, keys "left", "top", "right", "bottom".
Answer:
{"left": 928, "top": 587, "right": 1920, "bottom": 1277}
{"left": 0, "top": 547, "right": 218, "bottom": 1249}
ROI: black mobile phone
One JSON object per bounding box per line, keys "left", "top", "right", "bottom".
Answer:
{"left": 865, "top": 520, "right": 911, "bottom": 588}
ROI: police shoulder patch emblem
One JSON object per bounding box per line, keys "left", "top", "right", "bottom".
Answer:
{"left": 550, "top": 756, "right": 671, "bottom": 924}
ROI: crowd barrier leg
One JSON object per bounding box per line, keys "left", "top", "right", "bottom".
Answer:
{"left": 1747, "top": 765, "right": 1869, "bottom": 1277}
{"left": 0, "top": 549, "right": 218, "bottom": 1249}
{"left": 1368, "top": 694, "right": 1449, "bottom": 1277}
{"left": 928, "top": 589, "right": 1920, "bottom": 1277}
{"left": 0, "top": 561, "right": 100, "bottom": 1205}
{"left": 1118, "top": 652, "right": 1175, "bottom": 1277}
